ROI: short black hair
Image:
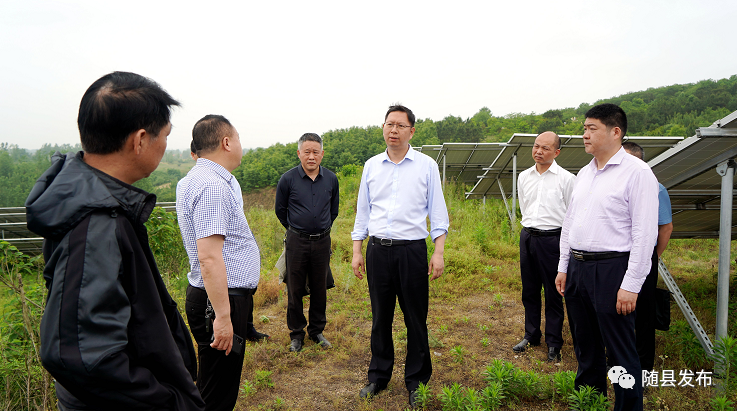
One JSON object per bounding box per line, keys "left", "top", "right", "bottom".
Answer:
{"left": 585, "top": 103, "right": 628, "bottom": 138}
{"left": 192, "top": 115, "right": 233, "bottom": 154}
{"left": 77, "top": 71, "right": 180, "bottom": 154}
{"left": 385, "top": 104, "right": 416, "bottom": 127}
{"left": 190, "top": 140, "right": 198, "bottom": 155}
{"left": 298, "top": 133, "right": 322, "bottom": 149}
{"left": 622, "top": 141, "right": 644, "bottom": 160}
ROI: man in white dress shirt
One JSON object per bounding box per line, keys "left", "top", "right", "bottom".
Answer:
{"left": 514, "top": 131, "right": 575, "bottom": 362}
{"left": 351, "top": 104, "right": 449, "bottom": 408}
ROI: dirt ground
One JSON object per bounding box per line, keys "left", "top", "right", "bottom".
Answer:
{"left": 233, "top": 271, "right": 580, "bottom": 411}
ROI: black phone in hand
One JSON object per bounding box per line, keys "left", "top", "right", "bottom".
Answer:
{"left": 209, "top": 333, "right": 245, "bottom": 355}
{"left": 231, "top": 334, "right": 244, "bottom": 355}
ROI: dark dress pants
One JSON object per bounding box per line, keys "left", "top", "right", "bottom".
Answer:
{"left": 635, "top": 248, "right": 659, "bottom": 372}
{"left": 366, "top": 238, "right": 431, "bottom": 392}
{"left": 519, "top": 229, "right": 565, "bottom": 348}
{"left": 285, "top": 230, "right": 330, "bottom": 340}
{"left": 565, "top": 254, "right": 643, "bottom": 411}
{"left": 186, "top": 285, "right": 252, "bottom": 411}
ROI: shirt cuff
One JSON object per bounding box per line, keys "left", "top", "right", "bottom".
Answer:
{"left": 430, "top": 228, "right": 448, "bottom": 241}
{"left": 557, "top": 253, "right": 569, "bottom": 274}
{"left": 620, "top": 272, "right": 646, "bottom": 293}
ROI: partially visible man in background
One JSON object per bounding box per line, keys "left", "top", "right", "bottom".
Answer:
{"left": 275, "top": 133, "right": 339, "bottom": 352}
{"left": 177, "top": 115, "right": 261, "bottom": 410}
{"left": 621, "top": 141, "right": 673, "bottom": 374}
{"left": 515, "top": 131, "right": 575, "bottom": 362}
{"left": 26, "top": 71, "right": 204, "bottom": 410}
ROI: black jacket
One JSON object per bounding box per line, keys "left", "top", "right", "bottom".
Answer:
{"left": 26, "top": 152, "right": 205, "bottom": 410}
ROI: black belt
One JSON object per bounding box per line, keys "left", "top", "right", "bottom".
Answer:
{"left": 288, "top": 225, "right": 331, "bottom": 240}
{"left": 370, "top": 236, "right": 425, "bottom": 247}
{"left": 227, "top": 288, "right": 255, "bottom": 296}
{"left": 570, "top": 249, "right": 630, "bottom": 262}
{"left": 523, "top": 226, "right": 562, "bottom": 237}
{"left": 191, "top": 286, "right": 254, "bottom": 297}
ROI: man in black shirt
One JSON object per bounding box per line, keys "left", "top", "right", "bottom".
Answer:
{"left": 275, "top": 133, "right": 339, "bottom": 352}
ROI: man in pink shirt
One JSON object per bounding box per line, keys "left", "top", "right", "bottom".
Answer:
{"left": 555, "top": 104, "right": 658, "bottom": 411}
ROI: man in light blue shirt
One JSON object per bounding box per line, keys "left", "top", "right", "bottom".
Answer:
{"left": 177, "top": 114, "right": 261, "bottom": 410}
{"left": 351, "top": 104, "right": 449, "bottom": 408}
{"left": 622, "top": 141, "right": 673, "bottom": 373}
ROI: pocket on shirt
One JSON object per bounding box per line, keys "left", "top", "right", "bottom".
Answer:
{"left": 545, "top": 189, "right": 564, "bottom": 203}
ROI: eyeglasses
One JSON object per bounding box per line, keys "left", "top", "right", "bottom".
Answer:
{"left": 384, "top": 123, "right": 412, "bottom": 130}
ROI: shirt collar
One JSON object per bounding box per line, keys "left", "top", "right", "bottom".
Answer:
{"left": 195, "top": 158, "right": 234, "bottom": 182}
{"left": 536, "top": 160, "right": 561, "bottom": 176}
{"left": 297, "top": 164, "right": 323, "bottom": 179}
{"left": 381, "top": 145, "right": 416, "bottom": 164}
{"left": 607, "top": 146, "right": 627, "bottom": 165}
{"left": 588, "top": 146, "right": 627, "bottom": 171}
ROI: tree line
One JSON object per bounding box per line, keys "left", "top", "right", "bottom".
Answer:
{"left": 233, "top": 76, "right": 737, "bottom": 191}
{"left": 2, "top": 75, "right": 736, "bottom": 205}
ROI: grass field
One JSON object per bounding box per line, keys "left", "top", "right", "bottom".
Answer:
{"left": 1, "top": 168, "right": 735, "bottom": 410}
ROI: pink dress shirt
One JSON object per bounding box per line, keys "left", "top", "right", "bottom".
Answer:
{"left": 558, "top": 147, "right": 659, "bottom": 293}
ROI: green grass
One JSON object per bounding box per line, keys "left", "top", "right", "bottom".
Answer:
{"left": 0, "top": 167, "right": 735, "bottom": 410}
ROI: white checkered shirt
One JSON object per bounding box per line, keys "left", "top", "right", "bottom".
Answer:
{"left": 176, "top": 158, "right": 261, "bottom": 289}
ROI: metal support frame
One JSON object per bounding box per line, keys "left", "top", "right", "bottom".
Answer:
{"left": 658, "top": 258, "right": 714, "bottom": 357}
{"left": 442, "top": 154, "right": 446, "bottom": 191}
{"left": 715, "top": 160, "right": 734, "bottom": 341}
{"left": 497, "top": 178, "right": 514, "bottom": 225}
{"left": 512, "top": 153, "right": 517, "bottom": 227}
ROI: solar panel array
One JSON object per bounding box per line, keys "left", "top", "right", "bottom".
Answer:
{"left": 465, "top": 134, "right": 684, "bottom": 200}
{"left": 415, "top": 143, "right": 505, "bottom": 184}
{"left": 648, "top": 111, "right": 737, "bottom": 238}
{"left": 1, "top": 202, "right": 178, "bottom": 255}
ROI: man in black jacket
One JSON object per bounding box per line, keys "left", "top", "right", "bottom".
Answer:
{"left": 26, "top": 71, "right": 205, "bottom": 411}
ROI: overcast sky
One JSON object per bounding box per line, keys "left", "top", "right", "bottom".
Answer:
{"left": 1, "top": 0, "right": 735, "bottom": 151}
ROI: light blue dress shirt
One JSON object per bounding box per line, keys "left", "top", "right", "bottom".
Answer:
{"left": 176, "top": 158, "right": 261, "bottom": 289}
{"left": 351, "top": 146, "right": 449, "bottom": 241}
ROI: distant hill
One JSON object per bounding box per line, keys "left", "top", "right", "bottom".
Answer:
{"left": 2, "top": 76, "right": 735, "bottom": 204}
{"left": 232, "top": 75, "right": 737, "bottom": 192}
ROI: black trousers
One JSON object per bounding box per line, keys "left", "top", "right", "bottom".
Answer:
{"left": 635, "top": 248, "right": 659, "bottom": 371}
{"left": 186, "top": 285, "right": 252, "bottom": 411}
{"left": 519, "top": 229, "right": 564, "bottom": 348}
{"left": 366, "top": 238, "right": 431, "bottom": 392}
{"left": 565, "top": 253, "right": 643, "bottom": 411}
{"left": 285, "top": 230, "right": 330, "bottom": 340}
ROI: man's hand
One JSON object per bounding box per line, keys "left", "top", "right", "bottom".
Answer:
{"left": 555, "top": 272, "right": 567, "bottom": 296}
{"left": 211, "top": 315, "right": 234, "bottom": 355}
{"left": 352, "top": 253, "right": 365, "bottom": 280}
{"left": 197, "top": 234, "right": 233, "bottom": 354}
{"left": 428, "top": 252, "right": 444, "bottom": 280}
{"left": 616, "top": 289, "right": 638, "bottom": 315}
{"left": 352, "top": 240, "right": 365, "bottom": 280}
{"left": 428, "top": 233, "right": 446, "bottom": 280}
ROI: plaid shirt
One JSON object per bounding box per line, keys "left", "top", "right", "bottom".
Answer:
{"left": 176, "top": 158, "right": 260, "bottom": 289}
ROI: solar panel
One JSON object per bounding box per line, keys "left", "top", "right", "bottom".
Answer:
{"left": 416, "top": 143, "right": 505, "bottom": 183}
{"left": 648, "top": 113, "right": 737, "bottom": 239}
{"left": 465, "top": 134, "right": 684, "bottom": 199}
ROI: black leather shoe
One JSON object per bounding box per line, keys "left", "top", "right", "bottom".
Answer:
{"left": 289, "top": 338, "right": 303, "bottom": 352}
{"left": 246, "top": 329, "right": 270, "bottom": 342}
{"left": 547, "top": 347, "right": 562, "bottom": 362}
{"left": 359, "top": 382, "right": 385, "bottom": 399}
{"left": 512, "top": 338, "right": 539, "bottom": 353}
{"left": 409, "top": 390, "right": 419, "bottom": 408}
{"left": 310, "top": 333, "right": 332, "bottom": 348}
